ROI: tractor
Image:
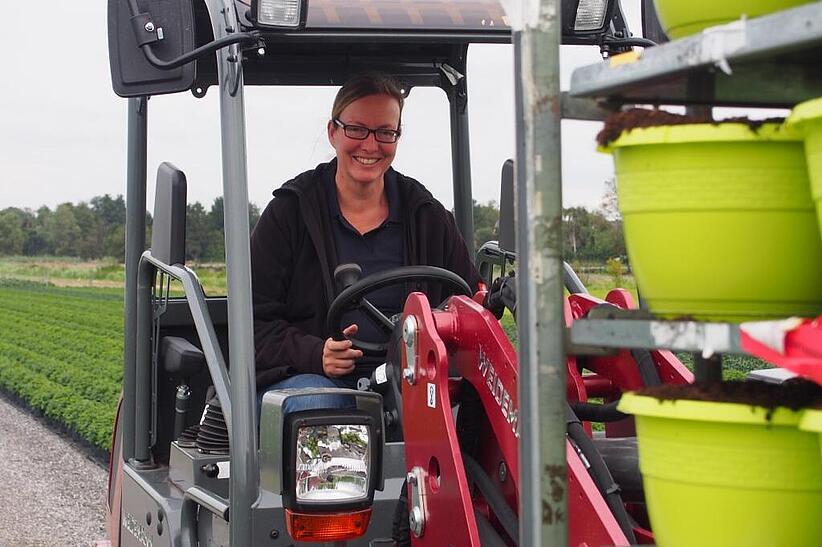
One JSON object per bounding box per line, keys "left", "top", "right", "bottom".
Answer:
{"left": 105, "top": 0, "right": 692, "bottom": 545}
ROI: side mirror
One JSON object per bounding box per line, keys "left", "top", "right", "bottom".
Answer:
{"left": 107, "top": 0, "right": 196, "bottom": 97}
{"left": 152, "top": 162, "right": 187, "bottom": 266}
{"left": 498, "top": 159, "right": 516, "bottom": 254}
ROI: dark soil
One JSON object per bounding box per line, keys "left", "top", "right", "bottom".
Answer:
{"left": 596, "top": 108, "right": 786, "bottom": 147}
{"left": 636, "top": 379, "right": 822, "bottom": 418}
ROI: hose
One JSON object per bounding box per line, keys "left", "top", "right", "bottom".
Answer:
{"left": 462, "top": 454, "right": 519, "bottom": 545}
{"left": 474, "top": 509, "right": 508, "bottom": 547}
{"left": 569, "top": 400, "right": 628, "bottom": 422}
{"left": 566, "top": 404, "right": 637, "bottom": 544}
{"left": 631, "top": 348, "right": 662, "bottom": 387}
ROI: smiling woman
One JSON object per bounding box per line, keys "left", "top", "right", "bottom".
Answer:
{"left": 250, "top": 71, "right": 482, "bottom": 409}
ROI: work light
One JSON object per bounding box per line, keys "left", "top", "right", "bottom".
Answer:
{"left": 294, "top": 421, "right": 370, "bottom": 503}
{"left": 574, "top": 0, "right": 609, "bottom": 31}
{"left": 250, "top": 0, "right": 305, "bottom": 28}
{"left": 282, "top": 411, "right": 378, "bottom": 541}
{"left": 259, "top": 389, "right": 385, "bottom": 543}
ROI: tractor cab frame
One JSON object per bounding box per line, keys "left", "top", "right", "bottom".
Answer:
{"left": 106, "top": 0, "right": 670, "bottom": 545}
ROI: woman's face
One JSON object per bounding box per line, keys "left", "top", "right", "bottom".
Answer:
{"left": 328, "top": 93, "right": 401, "bottom": 188}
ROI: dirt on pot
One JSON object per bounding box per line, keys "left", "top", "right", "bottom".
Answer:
{"left": 596, "top": 108, "right": 786, "bottom": 147}
{"left": 636, "top": 379, "right": 822, "bottom": 417}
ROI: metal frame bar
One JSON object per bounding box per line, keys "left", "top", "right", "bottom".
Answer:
{"left": 571, "top": 318, "right": 745, "bottom": 354}
{"left": 202, "top": 1, "right": 260, "bottom": 544}
{"left": 445, "top": 50, "right": 475, "bottom": 253}
{"left": 137, "top": 253, "right": 234, "bottom": 423}
{"left": 514, "top": 0, "right": 567, "bottom": 544}
{"left": 260, "top": 30, "right": 510, "bottom": 44}
{"left": 123, "top": 96, "right": 148, "bottom": 462}
{"left": 134, "top": 256, "right": 154, "bottom": 464}
{"left": 569, "top": 2, "right": 822, "bottom": 107}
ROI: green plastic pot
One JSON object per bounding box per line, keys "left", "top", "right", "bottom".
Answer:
{"left": 604, "top": 122, "right": 822, "bottom": 321}
{"left": 788, "top": 98, "right": 822, "bottom": 241}
{"left": 799, "top": 408, "right": 822, "bottom": 462}
{"left": 619, "top": 393, "right": 822, "bottom": 547}
{"left": 653, "top": 0, "right": 813, "bottom": 39}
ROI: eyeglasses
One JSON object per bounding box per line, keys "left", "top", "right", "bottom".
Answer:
{"left": 333, "top": 119, "right": 401, "bottom": 143}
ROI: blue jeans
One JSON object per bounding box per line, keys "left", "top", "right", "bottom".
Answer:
{"left": 257, "top": 373, "right": 358, "bottom": 416}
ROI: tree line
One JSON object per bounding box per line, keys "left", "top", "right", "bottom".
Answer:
{"left": 0, "top": 194, "right": 624, "bottom": 263}
{"left": 0, "top": 195, "right": 260, "bottom": 262}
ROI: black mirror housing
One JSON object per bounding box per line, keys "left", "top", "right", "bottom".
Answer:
{"left": 107, "top": 0, "right": 197, "bottom": 97}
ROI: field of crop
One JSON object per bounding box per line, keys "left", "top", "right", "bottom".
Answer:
{"left": 0, "top": 258, "right": 769, "bottom": 452}
{"left": 0, "top": 279, "right": 123, "bottom": 449}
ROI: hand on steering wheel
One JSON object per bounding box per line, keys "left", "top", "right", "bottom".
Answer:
{"left": 326, "top": 265, "right": 472, "bottom": 357}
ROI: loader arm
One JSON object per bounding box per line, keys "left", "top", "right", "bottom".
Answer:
{"left": 399, "top": 292, "right": 631, "bottom": 546}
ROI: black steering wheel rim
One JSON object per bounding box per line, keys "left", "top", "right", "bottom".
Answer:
{"left": 326, "top": 265, "right": 472, "bottom": 355}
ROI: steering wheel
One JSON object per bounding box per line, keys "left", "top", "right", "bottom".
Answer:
{"left": 326, "top": 265, "right": 472, "bottom": 356}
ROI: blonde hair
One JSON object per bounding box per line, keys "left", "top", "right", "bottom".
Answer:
{"left": 331, "top": 73, "right": 404, "bottom": 127}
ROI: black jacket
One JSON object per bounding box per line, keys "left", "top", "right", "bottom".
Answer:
{"left": 251, "top": 160, "right": 482, "bottom": 388}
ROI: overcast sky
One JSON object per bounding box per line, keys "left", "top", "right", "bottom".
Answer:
{"left": 2, "top": 2, "right": 646, "bottom": 214}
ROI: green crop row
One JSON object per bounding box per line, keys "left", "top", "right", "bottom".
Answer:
{"left": 0, "top": 277, "right": 774, "bottom": 454}
{"left": 0, "top": 281, "right": 123, "bottom": 450}
{"left": 0, "top": 354, "right": 116, "bottom": 449}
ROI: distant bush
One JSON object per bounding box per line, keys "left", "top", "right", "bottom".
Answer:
{"left": 605, "top": 257, "right": 625, "bottom": 287}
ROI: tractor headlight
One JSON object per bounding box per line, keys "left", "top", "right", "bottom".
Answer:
{"left": 295, "top": 423, "right": 370, "bottom": 503}
{"left": 250, "top": 0, "right": 305, "bottom": 28}
{"left": 283, "top": 410, "right": 379, "bottom": 541}
{"left": 259, "top": 389, "right": 385, "bottom": 543}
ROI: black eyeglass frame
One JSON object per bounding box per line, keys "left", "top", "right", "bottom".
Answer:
{"left": 332, "top": 119, "right": 402, "bottom": 143}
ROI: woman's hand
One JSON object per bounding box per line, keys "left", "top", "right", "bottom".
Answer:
{"left": 323, "top": 324, "right": 363, "bottom": 377}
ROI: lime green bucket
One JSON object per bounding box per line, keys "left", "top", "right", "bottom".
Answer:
{"left": 605, "top": 122, "right": 822, "bottom": 321}
{"left": 788, "top": 98, "right": 822, "bottom": 241}
{"left": 619, "top": 393, "right": 822, "bottom": 547}
{"left": 653, "top": 0, "right": 813, "bottom": 39}
{"left": 799, "top": 408, "right": 822, "bottom": 462}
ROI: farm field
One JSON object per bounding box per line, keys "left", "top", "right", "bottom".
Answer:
{"left": 0, "top": 280, "right": 123, "bottom": 449}
{"left": 0, "top": 256, "right": 227, "bottom": 295}
{"left": 0, "top": 258, "right": 769, "bottom": 451}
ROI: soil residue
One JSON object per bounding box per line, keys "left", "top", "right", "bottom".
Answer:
{"left": 596, "top": 108, "right": 786, "bottom": 147}
{"left": 637, "top": 379, "right": 822, "bottom": 418}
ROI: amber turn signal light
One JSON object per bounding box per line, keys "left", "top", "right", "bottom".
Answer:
{"left": 285, "top": 508, "right": 372, "bottom": 542}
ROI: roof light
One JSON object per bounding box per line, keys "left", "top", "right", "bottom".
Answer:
{"left": 574, "top": 0, "right": 609, "bottom": 31}
{"left": 252, "top": 0, "right": 304, "bottom": 28}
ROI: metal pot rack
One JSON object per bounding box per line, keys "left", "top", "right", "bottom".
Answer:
{"left": 562, "top": 2, "right": 822, "bottom": 384}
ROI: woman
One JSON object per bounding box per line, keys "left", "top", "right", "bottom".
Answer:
{"left": 251, "top": 73, "right": 481, "bottom": 411}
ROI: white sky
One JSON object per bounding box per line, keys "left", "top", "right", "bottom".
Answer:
{"left": 1, "top": 2, "right": 646, "bottom": 214}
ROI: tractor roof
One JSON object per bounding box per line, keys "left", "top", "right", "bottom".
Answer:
{"left": 192, "top": 1, "right": 511, "bottom": 94}
{"left": 234, "top": 0, "right": 510, "bottom": 37}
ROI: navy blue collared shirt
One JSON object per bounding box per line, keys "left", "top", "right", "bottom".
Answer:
{"left": 325, "top": 167, "right": 406, "bottom": 362}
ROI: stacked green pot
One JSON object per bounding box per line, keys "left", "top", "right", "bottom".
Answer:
{"left": 653, "top": 0, "right": 814, "bottom": 39}
{"left": 619, "top": 394, "right": 822, "bottom": 547}
{"left": 788, "top": 98, "right": 822, "bottom": 239}
{"left": 605, "top": 122, "right": 822, "bottom": 321}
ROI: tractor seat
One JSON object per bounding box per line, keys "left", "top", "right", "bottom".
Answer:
{"left": 591, "top": 436, "right": 644, "bottom": 503}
